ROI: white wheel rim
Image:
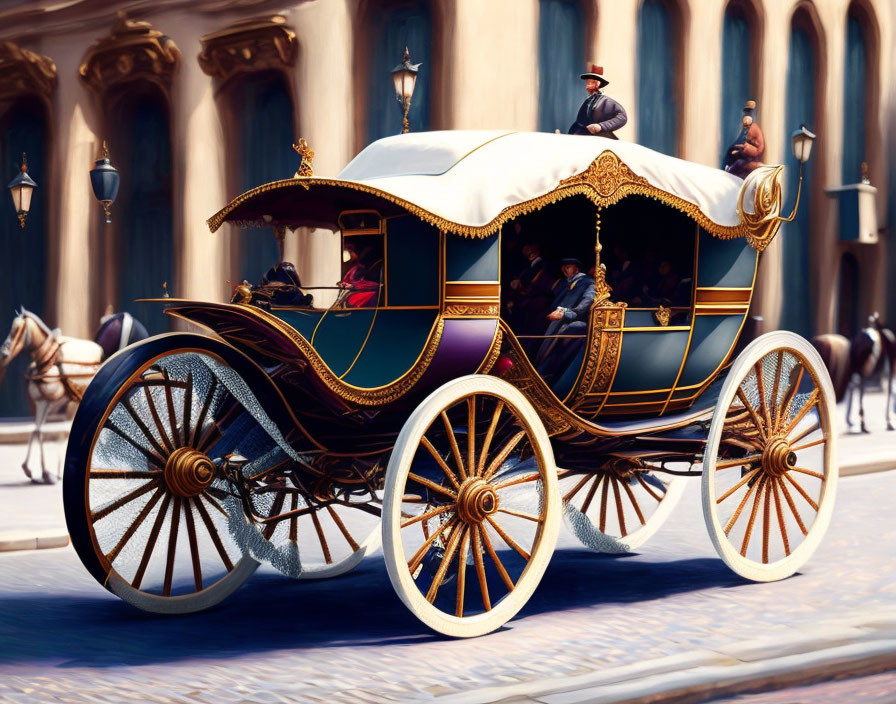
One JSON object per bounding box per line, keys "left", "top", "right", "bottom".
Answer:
{"left": 106, "top": 557, "right": 258, "bottom": 614}
{"left": 702, "top": 332, "right": 838, "bottom": 582}
{"left": 298, "top": 526, "right": 381, "bottom": 580}
{"left": 86, "top": 351, "right": 263, "bottom": 612}
{"left": 561, "top": 472, "right": 686, "bottom": 552}
{"left": 383, "top": 375, "right": 560, "bottom": 638}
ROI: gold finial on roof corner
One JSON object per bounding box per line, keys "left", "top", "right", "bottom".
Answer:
{"left": 655, "top": 305, "right": 670, "bottom": 327}
{"left": 292, "top": 138, "right": 314, "bottom": 177}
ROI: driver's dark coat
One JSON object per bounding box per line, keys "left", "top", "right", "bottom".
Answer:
{"left": 568, "top": 92, "right": 628, "bottom": 139}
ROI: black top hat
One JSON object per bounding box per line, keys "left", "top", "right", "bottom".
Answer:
{"left": 580, "top": 63, "right": 609, "bottom": 87}
{"left": 560, "top": 257, "right": 584, "bottom": 270}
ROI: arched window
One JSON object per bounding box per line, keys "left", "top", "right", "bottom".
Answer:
{"left": 109, "top": 86, "right": 174, "bottom": 336}
{"left": 229, "top": 71, "right": 295, "bottom": 283}
{"left": 538, "top": 0, "right": 586, "bottom": 133}
{"left": 780, "top": 10, "right": 820, "bottom": 336}
{"left": 842, "top": 6, "right": 870, "bottom": 183}
{"left": 719, "top": 1, "right": 758, "bottom": 164}
{"left": 366, "top": 2, "right": 432, "bottom": 143}
{"left": 0, "top": 97, "right": 48, "bottom": 416}
{"left": 637, "top": 0, "right": 682, "bottom": 155}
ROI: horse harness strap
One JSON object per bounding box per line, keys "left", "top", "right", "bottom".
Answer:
{"left": 25, "top": 334, "right": 97, "bottom": 402}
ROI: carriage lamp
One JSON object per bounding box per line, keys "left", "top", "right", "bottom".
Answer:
{"left": 791, "top": 125, "right": 816, "bottom": 164}
{"left": 775, "top": 125, "right": 817, "bottom": 223}
{"left": 89, "top": 141, "right": 120, "bottom": 224}
{"left": 7, "top": 153, "right": 37, "bottom": 229}
{"left": 391, "top": 46, "right": 421, "bottom": 134}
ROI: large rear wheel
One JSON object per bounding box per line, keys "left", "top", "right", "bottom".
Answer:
{"left": 64, "top": 338, "right": 266, "bottom": 613}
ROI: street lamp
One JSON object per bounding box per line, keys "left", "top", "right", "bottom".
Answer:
{"left": 89, "top": 140, "right": 120, "bottom": 224}
{"left": 391, "top": 46, "right": 421, "bottom": 134}
{"left": 775, "top": 124, "right": 817, "bottom": 223}
{"left": 7, "top": 153, "right": 37, "bottom": 229}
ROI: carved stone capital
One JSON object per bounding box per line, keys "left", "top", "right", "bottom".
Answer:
{"left": 79, "top": 15, "right": 181, "bottom": 94}
{"left": 0, "top": 42, "right": 57, "bottom": 103}
{"left": 198, "top": 16, "right": 297, "bottom": 82}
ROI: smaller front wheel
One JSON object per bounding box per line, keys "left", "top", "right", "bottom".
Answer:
{"left": 702, "top": 332, "right": 837, "bottom": 582}
{"left": 382, "top": 376, "right": 560, "bottom": 637}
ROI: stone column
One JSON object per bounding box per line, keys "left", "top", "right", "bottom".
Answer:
{"left": 52, "top": 39, "right": 101, "bottom": 338}
{"left": 813, "top": 3, "right": 842, "bottom": 335}
{"left": 448, "top": 0, "right": 539, "bottom": 130}
{"left": 168, "top": 14, "right": 229, "bottom": 304}
{"left": 749, "top": 0, "right": 792, "bottom": 333}
{"left": 594, "top": 0, "right": 638, "bottom": 143}
{"left": 681, "top": 5, "right": 723, "bottom": 166}
{"left": 285, "top": 1, "right": 353, "bottom": 305}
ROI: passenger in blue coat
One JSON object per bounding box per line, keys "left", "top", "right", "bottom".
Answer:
{"left": 535, "top": 258, "right": 594, "bottom": 381}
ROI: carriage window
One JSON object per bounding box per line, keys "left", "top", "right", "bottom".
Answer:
{"left": 500, "top": 195, "right": 597, "bottom": 367}
{"left": 598, "top": 196, "right": 696, "bottom": 320}
{"left": 338, "top": 233, "right": 384, "bottom": 308}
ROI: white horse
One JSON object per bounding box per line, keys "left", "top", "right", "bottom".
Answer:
{"left": 0, "top": 308, "right": 103, "bottom": 484}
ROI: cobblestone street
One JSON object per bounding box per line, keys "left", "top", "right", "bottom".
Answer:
{"left": 0, "top": 465, "right": 893, "bottom": 702}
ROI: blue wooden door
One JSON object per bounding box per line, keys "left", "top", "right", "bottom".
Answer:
{"left": 538, "top": 0, "right": 585, "bottom": 133}
{"left": 841, "top": 12, "right": 867, "bottom": 183}
{"left": 719, "top": 3, "right": 753, "bottom": 165}
{"left": 116, "top": 91, "right": 173, "bottom": 336}
{"left": 366, "top": 3, "right": 431, "bottom": 143}
{"left": 637, "top": 0, "right": 679, "bottom": 155}
{"left": 235, "top": 72, "right": 294, "bottom": 284}
{"left": 780, "top": 24, "right": 816, "bottom": 336}
{"left": 0, "top": 98, "right": 48, "bottom": 417}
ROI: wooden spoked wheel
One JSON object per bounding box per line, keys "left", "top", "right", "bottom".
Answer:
{"left": 383, "top": 376, "right": 560, "bottom": 638}
{"left": 244, "top": 463, "right": 381, "bottom": 581}
{"left": 70, "top": 350, "right": 258, "bottom": 613}
{"left": 560, "top": 467, "right": 685, "bottom": 552}
{"left": 702, "top": 332, "right": 837, "bottom": 582}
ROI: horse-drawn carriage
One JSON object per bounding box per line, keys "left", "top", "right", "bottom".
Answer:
{"left": 63, "top": 131, "right": 836, "bottom": 636}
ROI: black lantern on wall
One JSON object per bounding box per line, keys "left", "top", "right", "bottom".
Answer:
{"left": 89, "top": 140, "right": 120, "bottom": 224}
{"left": 7, "top": 152, "right": 37, "bottom": 229}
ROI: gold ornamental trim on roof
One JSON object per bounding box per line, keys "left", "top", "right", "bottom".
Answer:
{"left": 79, "top": 15, "right": 181, "bottom": 93}
{"left": 208, "top": 151, "right": 785, "bottom": 252}
{"left": 198, "top": 15, "right": 297, "bottom": 81}
{"left": 0, "top": 42, "right": 57, "bottom": 102}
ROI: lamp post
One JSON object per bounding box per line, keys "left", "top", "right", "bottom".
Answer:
{"left": 89, "top": 140, "right": 120, "bottom": 224}
{"left": 775, "top": 125, "right": 817, "bottom": 223}
{"left": 391, "top": 46, "right": 421, "bottom": 134}
{"left": 7, "top": 153, "right": 37, "bottom": 229}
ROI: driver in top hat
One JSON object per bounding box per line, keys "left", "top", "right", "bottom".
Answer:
{"left": 568, "top": 63, "right": 628, "bottom": 139}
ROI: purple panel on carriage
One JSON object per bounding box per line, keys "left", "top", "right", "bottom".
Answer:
{"left": 415, "top": 318, "right": 499, "bottom": 389}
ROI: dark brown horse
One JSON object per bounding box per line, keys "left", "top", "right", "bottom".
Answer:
{"left": 812, "top": 312, "right": 896, "bottom": 432}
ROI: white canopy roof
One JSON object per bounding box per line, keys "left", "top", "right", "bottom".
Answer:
{"left": 338, "top": 130, "right": 770, "bottom": 230}
{"left": 211, "top": 130, "right": 784, "bottom": 249}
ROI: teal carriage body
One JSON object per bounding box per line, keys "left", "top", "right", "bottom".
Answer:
{"left": 63, "top": 131, "right": 838, "bottom": 637}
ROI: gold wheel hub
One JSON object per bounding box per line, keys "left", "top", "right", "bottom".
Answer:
{"left": 164, "top": 447, "right": 216, "bottom": 497}
{"left": 456, "top": 478, "right": 499, "bottom": 525}
{"left": 762, "top": 436, "right": 797, "bottom": 477}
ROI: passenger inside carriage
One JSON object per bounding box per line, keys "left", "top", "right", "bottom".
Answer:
{"left": 500, "top": 193, "right": 698, "bottom": 392}
{"left": 534, "top": 257, "right": 595, "bottom": 383}
{"left": 338, "top": 237, "right": 384, "bottom": 308}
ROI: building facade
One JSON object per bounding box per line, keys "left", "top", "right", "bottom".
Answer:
{"left": 0, "top": 0, "right": 893, "bottom": 415}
